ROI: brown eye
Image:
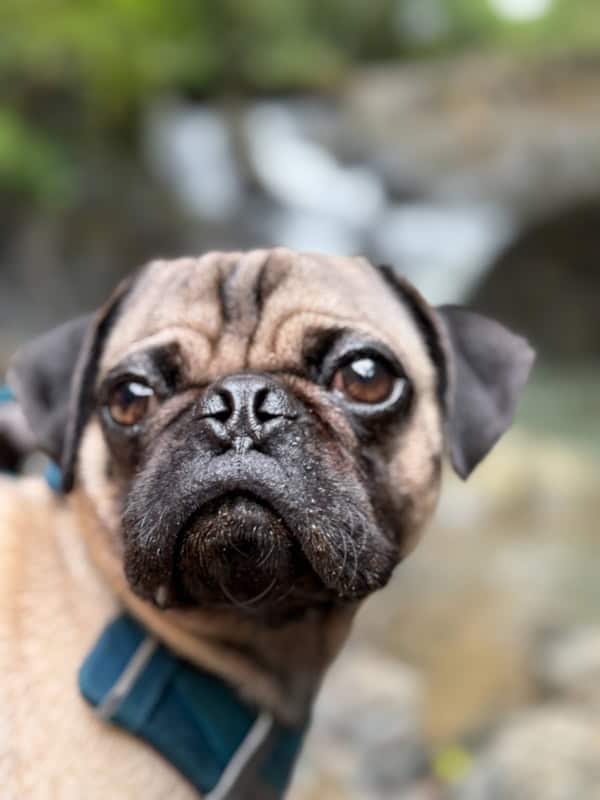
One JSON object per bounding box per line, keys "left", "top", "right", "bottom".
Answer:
{"left": 332, "top": 357, "right": 399, "bottom": 405}
{"left": 106, "top": 381, "right": 155, "bottom": 426}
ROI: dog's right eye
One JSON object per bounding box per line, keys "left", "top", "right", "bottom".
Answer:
{"left": 106, "top": 380, "right": 155, "bottom": 427}
{"left": 331, "top": 357, "right": 398, "bottom": 405}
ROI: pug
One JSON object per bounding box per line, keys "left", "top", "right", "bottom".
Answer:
{"left": 0, "top": 249, "right": 534, "bottom": 799}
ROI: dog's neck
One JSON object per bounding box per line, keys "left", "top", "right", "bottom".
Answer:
{"left": 72, "top": 491, "right": 356, "bottom": 725}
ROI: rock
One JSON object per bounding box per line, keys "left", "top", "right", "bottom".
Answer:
{"left": 347, "top": 56, "right": 600, "bottom": 217}
{"left": 471, "top": 201, "right": 600, "bottom": 358}
{"left": 446, "top": 431, "right": 599, "bottom": 519}
{"left": 459, "top": 707, "right": 600, "bottom": 800}
{"left": 536, "top": 625, "right": 600, "bottom": 706}
{"left": 289, "top": 648, "right": 433, "bottom": 799}
{"left": 314, "top": 646, "right": 424, "bottom": 742}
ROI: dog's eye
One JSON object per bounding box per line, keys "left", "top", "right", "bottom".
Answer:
{"left": 106, "top": 381, "right": 155, "bottom": 426}
{"left": 331, "top": 357, "right": 399, "bottom": 405}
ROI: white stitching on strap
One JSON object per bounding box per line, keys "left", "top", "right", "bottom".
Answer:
{"left": 205, "top": 711, "right": 274, "bottom": 800}
{"left": 94, "top": 634, "right": 275, "bottom": 798}
{"left": 96, "top": 636, "right": 158, "bottom": 721}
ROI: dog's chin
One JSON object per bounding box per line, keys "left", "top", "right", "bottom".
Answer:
{"left": 172, "top": 493, "right": 324, "bottom": 615}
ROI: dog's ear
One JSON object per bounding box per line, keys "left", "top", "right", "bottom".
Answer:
{"left": 7, "top": 314, "right": 93, "bottom": 467}
{"left": 8, "top": 278, "right": 133, "bottom": 491}
{"left": 436, "top": 305, "right": 535, "bottom": 480}
{"left": 0, "top": 399, "right": 36, "bottom": 472}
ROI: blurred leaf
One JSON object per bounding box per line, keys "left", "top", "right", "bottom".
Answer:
{"left": 433, "top": 744, "right": 473, "bottom": 784}
{"left": 2, "top": 0, "right": 600, "bottom": 201}
{"left": 0, "top": 108, "right": 73, "bottom": 203}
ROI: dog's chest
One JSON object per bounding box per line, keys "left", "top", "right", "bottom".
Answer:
{"left": 0, "top": 478, "right": 199, "bottom": 799}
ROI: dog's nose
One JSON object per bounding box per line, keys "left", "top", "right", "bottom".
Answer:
{"left": 200, "top": 374, "right": 297, "bottom": 450}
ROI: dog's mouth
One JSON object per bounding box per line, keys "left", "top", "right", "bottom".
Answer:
{"left": 170, "top": 490, "right": 320, "bottom": 612}
{"left": 123, "top": 450, "right": 398, "bottom": 617}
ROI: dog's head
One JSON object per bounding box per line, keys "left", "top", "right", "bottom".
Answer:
{"left": 9, "top": 250, "right": 534, "bottom": 620}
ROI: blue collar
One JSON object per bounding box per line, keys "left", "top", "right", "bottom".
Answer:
{"left": 1, "top": 384, "right": 307, "bottom": 798}
{"left": 0, "top": 385, "right": 13, "bottom": 404}
{"left": 80, "top": 614, "right": 307, "bottom": 799}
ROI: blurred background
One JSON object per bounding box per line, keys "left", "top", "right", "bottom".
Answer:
{"left": 1, "top": 1, "right": 599, "bottom": 797}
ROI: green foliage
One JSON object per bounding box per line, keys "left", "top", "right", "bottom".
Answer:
{"left": 0, "top": 0, "right": 399, "bottom": 121}
{"left": 2, "top": 0, "right": 600, "bottom": 116}
{"left": 0, "top": 0, "right": 221, "bottom": 122}
{"left": 446, "top": 0, "right": 600, "bottom": 54}
{"left": 0, "top": 108, "right": 73, "bottom": 203}
{"left": 2, "top": 0, "right": 600, "bottom": 202}
{"left": 497, "top": 0, "right": 600, "bottom": 53}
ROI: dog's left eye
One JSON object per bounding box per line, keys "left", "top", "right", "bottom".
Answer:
{"left": 331, "top": 356, "right": 400, "bottom": 405}
{"left": 106, "top": 380, "right": 155, "bottom": 426}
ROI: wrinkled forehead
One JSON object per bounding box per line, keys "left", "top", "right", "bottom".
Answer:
{"left": 100, "top": 248, "right": 433, "bottom": 382}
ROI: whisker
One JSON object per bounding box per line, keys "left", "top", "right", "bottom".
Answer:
{"left": 217, "top": 576, "right": 278, "bottom": 610}
{"left": 256, "top": 540, "right": 276, "bottom": 568}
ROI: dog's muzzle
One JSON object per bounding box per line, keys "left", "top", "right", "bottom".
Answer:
{"left": 122, "top": 371, "right": 396, "bottom": 615}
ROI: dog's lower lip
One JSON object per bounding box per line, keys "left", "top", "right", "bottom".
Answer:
{"left": 168, "top": 487, "right": 304, "bottom": 609}
{"left": 172, "top": 489, "right": 292, "bottom": 571}
{"left": 184, "top": 489, "right": 287, "bottom": 529}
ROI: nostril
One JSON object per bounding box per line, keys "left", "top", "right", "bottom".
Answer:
{"left": 254, "top": 387, "right": 289, "bottom": 423}
{"left": 203, "top": 389, "right": 232, "bottom": 423}
{"left": 254, "top": 387, "right": 275, "bottom": 423}
{"left": 202, "top": 376, "right": 297, "bottom": 441}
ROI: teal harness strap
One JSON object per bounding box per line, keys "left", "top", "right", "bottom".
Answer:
{"left": 79, "top": 615, "right": 307, "bottom": 799}
{"left": 0, "top": 385, "right": 61, "bottom": 489}
{"left": 0, "top": 385, "right": 13, "bottom": 404}
{"left": 2, "top": 384, "right": 307, "bottom": 796}
{"left": 0, "top": 385, "right": 19, "bottom": 476}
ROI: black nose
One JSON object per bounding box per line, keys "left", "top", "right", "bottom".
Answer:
{"left": 200, "top": 374, "right": 297, "bottom": 450}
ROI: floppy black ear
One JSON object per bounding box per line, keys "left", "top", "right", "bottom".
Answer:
{"left": 7, "top": 315, "right": 93, "bottom": 467}
{"left": 436, "top": 305, "right": 535, "bottom": 480}
{"left": 7, "top": 277, "right": 133, "bottom": 491}
{"left": 0, "top": 399, "right": 36, "bottom": 471}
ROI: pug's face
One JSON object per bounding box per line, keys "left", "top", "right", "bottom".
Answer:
{"left": 10, "top": 249, "right": 534, "bottom": 621}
